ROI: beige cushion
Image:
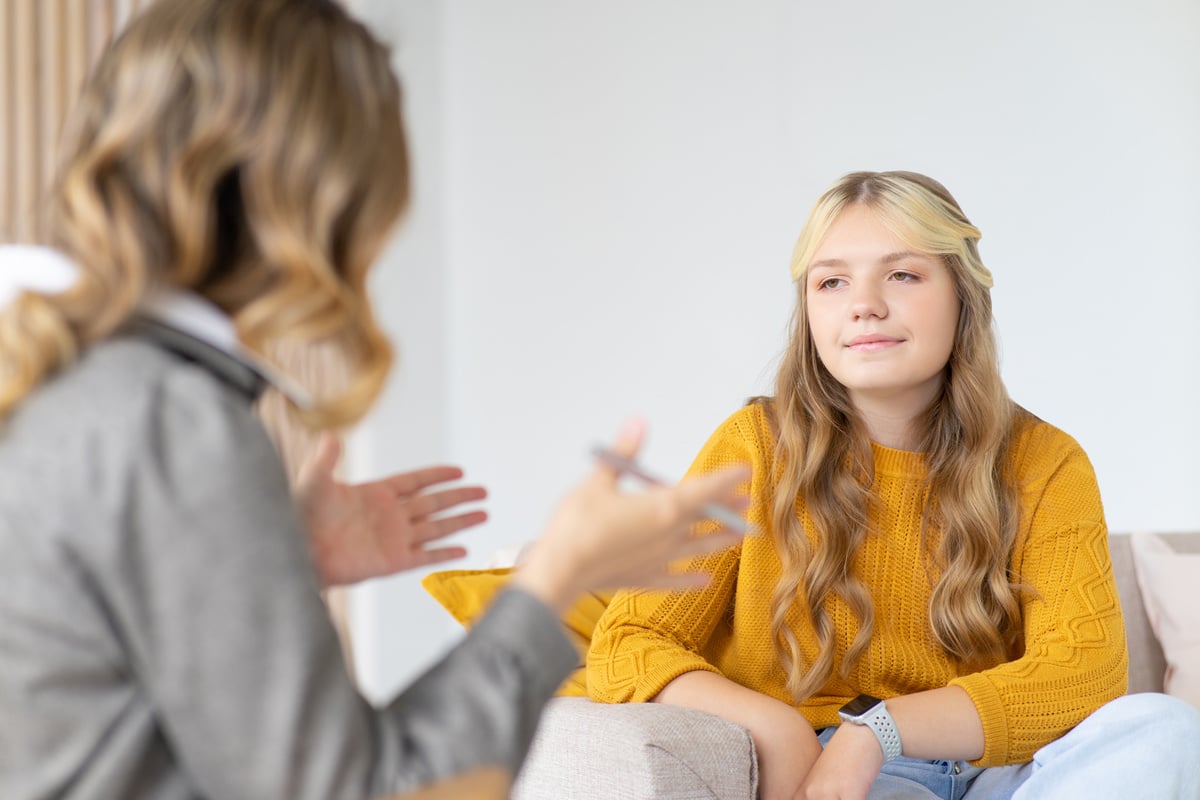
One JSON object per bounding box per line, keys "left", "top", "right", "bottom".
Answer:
{"left": 1109, "top": 533, "right": 1168, "bottom": 693}
{"left": 512, "top": 697, "right": 757, "bottom": 800}
{"left": 1130, "top": 533, "right": 1200, "bottom": 709}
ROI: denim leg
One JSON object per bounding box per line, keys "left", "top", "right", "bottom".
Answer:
{"left": 961, "top": 762, "right": 1031, "bottom": 800}
{"left": 1005, "top": 693, "right": 1200, "bottom": 800}
{"left": 869, "top": 761, "right": 983, "bottom": 800}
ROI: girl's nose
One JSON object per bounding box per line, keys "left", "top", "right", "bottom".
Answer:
{"left": 850, "top": 283, "right": 887, "bottom": 321}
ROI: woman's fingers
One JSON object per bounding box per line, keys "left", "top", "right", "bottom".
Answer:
{"left": 403, "top": 485, "right": 489, "bottom": 520}
{"left": 587, "top": 417, "right": 648, "bottom": 490}
{"left": 395, "top": 545, "right": 470, "bottom": 570}
{"left": 672, "top": 529, "right": 745, "bottom": 561}
{"left": 516, "top": 419, "right": 754, "bottom": 606}
{"left": 608, "top": 417, "right": 646, "bottom": 459}
{"left": 676, "top": 464, "right": 751, "bottom": 514}
{"left": 410, "top": 509, "right": 490, "bottom": 543}
{"left": 378, "top": 465, "right": 470, "bottom": 497}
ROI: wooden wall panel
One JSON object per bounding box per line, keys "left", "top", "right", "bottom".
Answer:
{"left": 0, "top": 0, "right": 139, "bottom": 243}
{"left": 11, "top": 1, "right": 37, "bottom": 243}
{"left": 0, "top": 3, "right": 13, "bottom": 239}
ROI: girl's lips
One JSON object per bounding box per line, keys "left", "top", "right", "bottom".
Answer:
{"left": 845, "top": 335, "right": 903, "bottom": 352}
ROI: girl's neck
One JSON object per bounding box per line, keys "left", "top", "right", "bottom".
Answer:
{"left": 859, "top": 413, "right": 921, "bottom": 451}
{"left": 849, "top": 385, "right": 940, "bottom": 452}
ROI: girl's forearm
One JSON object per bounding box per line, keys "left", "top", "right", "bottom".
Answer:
{"left": 655, "top": 670, "right": 822, "bottom": 800}
{"left": 884, "top": 685, "right": 985, "bottom": 761}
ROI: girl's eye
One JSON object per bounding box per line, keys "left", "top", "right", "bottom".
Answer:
{"left": 890, "top": 271, "right": 919, "bottom": 283}
{"left": 818, "top": 277, "right": 845, "bottom": 290}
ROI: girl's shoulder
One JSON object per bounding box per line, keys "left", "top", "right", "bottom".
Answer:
{"left": 720, "top": 399, "right": 779, "bottom": 447}
{"left": 1007, "top": 405, "right": 1096, "bottom": 486}
{"left": 685, "top": 400, "right": 779, "bottom": 477}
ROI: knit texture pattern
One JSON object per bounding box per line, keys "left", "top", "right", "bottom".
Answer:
{"left": 586, "top": 403, "right": 1128, "bottom": 767}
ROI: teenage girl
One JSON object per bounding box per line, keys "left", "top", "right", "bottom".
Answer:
{"left": 588, "top": 170, "right": 1200, "bottom": 800}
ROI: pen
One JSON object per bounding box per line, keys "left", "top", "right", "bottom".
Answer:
{"left": 590, "top": 445, "right": 750, "bottom": 534}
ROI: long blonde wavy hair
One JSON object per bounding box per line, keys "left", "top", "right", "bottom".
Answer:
{"left": 765, "top": 171, "right": 1023, "bottom": 702}
{"left": 0, "top": 0, "right": 407, "bottom": 429}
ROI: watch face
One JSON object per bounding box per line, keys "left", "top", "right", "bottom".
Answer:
{"left": 841, "top": 694, "right": 883, "bottom": 717}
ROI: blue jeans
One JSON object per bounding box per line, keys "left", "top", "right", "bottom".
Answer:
{"left": 817, "top": 693, "right": 1200, "bottom": 799}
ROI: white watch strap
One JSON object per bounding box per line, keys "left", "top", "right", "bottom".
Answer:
{"left": 864, "top": 701, "right": 903, "bottom": 762}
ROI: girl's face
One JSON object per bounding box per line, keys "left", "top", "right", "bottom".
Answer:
{"left": 805, "top": 203, "right": 960, "bottom": 415}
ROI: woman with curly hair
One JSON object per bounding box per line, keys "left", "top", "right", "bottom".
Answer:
{"left": 588, "top": 170, "right": 1200, "bottom": 799}
{"left": 0, "top": 1, "right": 749, "bottom": 797}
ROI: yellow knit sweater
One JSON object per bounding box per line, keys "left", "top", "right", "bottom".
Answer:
{"left": 586, "top": 403, "right": 1128, "bottom": 767}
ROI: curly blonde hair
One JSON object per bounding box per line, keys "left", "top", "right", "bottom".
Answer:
{"left": 0, "top": 0, "right": 407, "bottom": 429}
{"left": 764, "top": 171, "right": 1023, "bottom": 702}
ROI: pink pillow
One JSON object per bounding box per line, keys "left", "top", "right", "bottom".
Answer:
{"left": 1130, "top": 534, "right": 1200, "bottom": 709}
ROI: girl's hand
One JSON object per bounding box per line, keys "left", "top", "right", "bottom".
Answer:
{"left": 799, "top": 724, "right": 883, "bottom": 800}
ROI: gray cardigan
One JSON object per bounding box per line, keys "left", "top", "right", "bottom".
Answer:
{"left": 0, "top": 329, "right": 575, "bottom": 799}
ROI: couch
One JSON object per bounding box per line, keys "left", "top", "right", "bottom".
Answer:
{"left": 511, "top": 532, "right": 1200, "bottom": 800}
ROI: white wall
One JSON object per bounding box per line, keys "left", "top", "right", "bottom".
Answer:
{"left": 343, "top": 0, "right": 456, "bottom": 701}
{"left": 349, "top": 0, "right": 1200, "bottom": 701}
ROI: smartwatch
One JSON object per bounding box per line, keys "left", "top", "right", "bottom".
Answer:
{"left": 838, "top": 694, "right": 903, "bottom": 762}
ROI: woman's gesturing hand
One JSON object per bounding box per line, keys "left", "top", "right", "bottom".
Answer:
{"left": 512, "top": 418, "right": 751, "bottom": 612}
{"left": 297, "top": 433, "right": 487, "bottom": 587}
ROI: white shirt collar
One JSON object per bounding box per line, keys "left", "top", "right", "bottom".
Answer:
{"left": 1, "top": 245, "right": 314, "bottom": 410}
{"left": 138, "top": 288, "right": 315, "bottom": 410}
{"left": 0, "top": 245, "right": 78, "bottom": 306}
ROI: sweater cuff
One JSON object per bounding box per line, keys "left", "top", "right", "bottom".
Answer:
{"left": 948, "top": 673, "right": 1010, "bottom": 766}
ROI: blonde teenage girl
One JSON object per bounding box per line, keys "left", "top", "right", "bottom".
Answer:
{"left": 588, "top": 171, "right": 1200, "bottom": 800}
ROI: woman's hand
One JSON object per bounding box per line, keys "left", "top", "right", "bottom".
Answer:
{"left": 296, "top": 433, "right": 487, "bottom": 587}
{"left": 511, "top": 418, "right": 750, "bottom": 611}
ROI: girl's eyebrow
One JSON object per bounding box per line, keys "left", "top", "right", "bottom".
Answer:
{"left": 882, "top": 250, "right": 933, "bottom": 263}
{"left": 810, "top": 251, "right": 930, "bottom": 271}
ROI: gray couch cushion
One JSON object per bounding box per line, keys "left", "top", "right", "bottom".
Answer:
{"left": 513, "top": 697, "right": 757, "bottom": 800}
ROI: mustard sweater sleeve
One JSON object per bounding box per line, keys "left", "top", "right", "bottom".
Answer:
{"left": 586, "top": 406, "right": 771, "bottom": 704}
{"left": 948, "top": 427, "right": 1128, "bottom": 766}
